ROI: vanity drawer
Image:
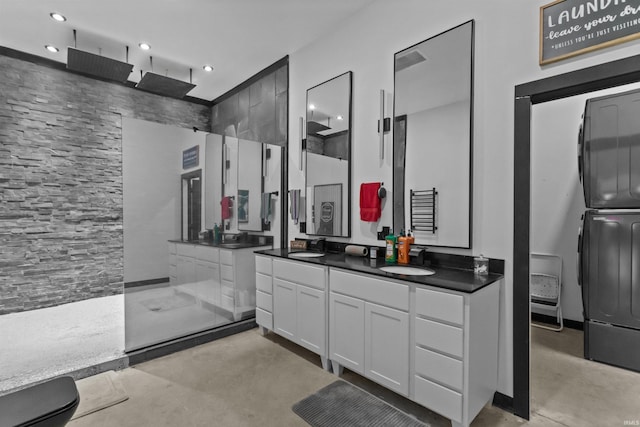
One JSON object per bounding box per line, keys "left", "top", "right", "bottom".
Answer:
{"left": 273, "top": 259, "right": 325, "bottom": 290}
{"left": 177, "top": 243, "right": 198, "bottom": 258}
{"left": 221, "top": 265, "right": 234, "bottom": 282}
{"left": 330, "top": 268, "right": 409, "bottom": 312}
{"left": 415, "top": 346, "right": 463, "bottom": 391}
{"left": 221, "top": 282, "right": 234, "bottom": 297}
{"left": 256, "top": 272, "right": 272, "bottom": 294}
{"left": 256, "top": 308, "right": 273, "bottom": 329}
{"left": 221, "top": 293, "right": 234, "bottom": 309}
{"left": 415, "top": 317, "right": 463, "bottom": 359}
{"left": 220, "top": 250, "right": 233, "bottom": 266}
{"left": 416, "top": 288, "right": 464, "bottom": 326}
{"left": 255, "top": 256, "right": 272, "bottom": 275}
{"left": 256, "top": 290, "right": 272, "bottom": 312}
{"left": 196, "top": 247, "right": 219, "bottom": 263}
{"left": 414, "top": 375, "right": 462, "bottom": 424}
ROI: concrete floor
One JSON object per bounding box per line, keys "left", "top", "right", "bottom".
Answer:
{"left": 67, "top": 327, "right": 640, "bottom": 427}
{"left": 125, "top": 283, "right": 234, "bottom": 351}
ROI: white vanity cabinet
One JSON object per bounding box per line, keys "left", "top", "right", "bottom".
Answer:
{"left": 168, "top": 242, "right": 178, "bottom": 285}
{"left": 412, "top": 283, "right": 500, "bottom": 427}
{"left": 219, "top": 248, "right": 264, "bottom": 319}
{"left": 255, "top": 253, "right": 501, "bottom": 427}
{"left": 171, "top": 242, "right": 268, "bottom": 321}
{"left": 255, "top": 255, "right": 273, "bottom": 331}
{"left": 256, "top": 256, "right": 330, "bottom": 370}
{"left": 329, "top": 268, "right": 410, "bottom": 396}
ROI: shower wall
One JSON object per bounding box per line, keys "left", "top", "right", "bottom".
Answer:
{"left": 0, "top": 53, "right": 211, "bottom": 314}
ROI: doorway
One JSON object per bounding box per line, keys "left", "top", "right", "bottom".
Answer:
{"left": 513, "top": 54, "right": 640, "bottom": 419}
{"left": 181, "top": 169, "right": 202, "bottom": 241}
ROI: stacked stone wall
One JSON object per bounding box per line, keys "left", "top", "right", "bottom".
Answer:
{"left": 0, "top": 55, "right": 211, "bottom": 314}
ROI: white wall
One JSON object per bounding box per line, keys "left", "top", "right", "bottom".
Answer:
{"left": 404, "top": 101, "right": 470, "bottom": 247}
{"left": 531, "top": 81, "right": 640, "bottom": 322}
{"left": 123, "top": 118, "right": 207, "bottom": 283}
{"left": 288, "top": 0, "right": 640, "bottom": 397}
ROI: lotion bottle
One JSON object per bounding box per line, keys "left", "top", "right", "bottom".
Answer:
{"left": 398, "top": 230, "right": 411, "bottom": 265}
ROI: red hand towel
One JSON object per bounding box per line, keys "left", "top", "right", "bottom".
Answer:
{"left": 360, "top": 182, "right": 381, "bottom": 222}
{"left": 221, "top": 196, "right": 232, "bottom": 220}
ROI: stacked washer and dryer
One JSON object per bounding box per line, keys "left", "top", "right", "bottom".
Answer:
{"left": 578, "top": 88, "right": 640, "bottom": 372}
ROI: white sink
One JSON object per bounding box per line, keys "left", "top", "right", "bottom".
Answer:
{"left": 379, "top": 265, "right": 435, "bottom": 276}
{"left": 289, "top": 252, "right": 325, "bottom": 258}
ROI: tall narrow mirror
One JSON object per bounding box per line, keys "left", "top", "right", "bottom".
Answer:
{"left": 305, "top": 71, "right": 352, "bottom": 237}
{"left": 393, "top": 20, "right": 474, "bottom": 248}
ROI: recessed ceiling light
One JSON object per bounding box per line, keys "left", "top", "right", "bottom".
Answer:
{"left": 138, "top": 42, "right": 151, "bottom": 51}
{"left": 336, "top": 115, "right": 344, "bottom": 120}
{"left": 203, "top": 65, "right": 214, "bottom": 72}
{"left": 50, "top": 12, "right": 66, "bottom": 22}
{"left": 45, "top": 45, "right": 59, "bottom": 53}
{"left": 309, "top": 104, "right": 315, "bottom": 110}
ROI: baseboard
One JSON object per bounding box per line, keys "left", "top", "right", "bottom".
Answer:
{"left": 531, "top": 313, "right": 583, "bottom": 330}
{"left": 124, "top": 277, "right": 169, "bottom": 289}
{"left": 127, "top": 320, "right": 257, "bottom": 365}
{"left": 492, "top": 391, "right": 514, "bottom": 412}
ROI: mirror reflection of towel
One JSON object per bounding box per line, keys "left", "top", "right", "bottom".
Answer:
{"left": 260, "top": 193, "right": 272, "bottom": 224}
{"left": 290, "top": 189, "right": 300, "bottom": 224}
{"left": 221, "top": 196, "right": 232, "bottom": 220}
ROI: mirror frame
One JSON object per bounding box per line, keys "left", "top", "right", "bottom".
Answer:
{"left": 305, "top": 71, "right": 353, "bottom": 238}
{"left": 392, "top": 20, "right": 474, "bottom": 249}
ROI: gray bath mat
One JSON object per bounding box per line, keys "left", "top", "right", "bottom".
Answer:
{"left": 292, "top": 380, "right": 427, "bottom": 427}
{"left": 139, "top": 294, "right": 194, "bottom": 312}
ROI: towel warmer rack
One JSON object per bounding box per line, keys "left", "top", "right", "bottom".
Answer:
{"left": 410, "top": 188, "right": 437, "bottom": 233}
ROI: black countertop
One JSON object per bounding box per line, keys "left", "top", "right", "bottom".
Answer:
{"left": 169, "top": 239, "right": 271, "bottom": 250}
{"left": 255, "top": 248, "right": 503, "bottom": 294}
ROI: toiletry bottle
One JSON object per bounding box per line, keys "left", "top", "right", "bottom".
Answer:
{"left": 385, "top": 230, "right": 397, "bottom": 263}
{"left": 398, "top": 230, "right": 411, "bottom": 265}
{"left": 213, "top": 223, "right": 220, "bottom": 244}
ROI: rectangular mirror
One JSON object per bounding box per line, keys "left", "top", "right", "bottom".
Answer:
{"left": 393, "top": 20, "right": 474, "bottom": 248}
{"left": 305, "top": 71, "right": 352, "bottom": 237}
{"left": 206, "top": 135, "right": 282, "bottom": 236}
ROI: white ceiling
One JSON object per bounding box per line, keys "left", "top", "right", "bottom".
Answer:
{"left": 0, "top": 0, "right": 375, "bottom": 101}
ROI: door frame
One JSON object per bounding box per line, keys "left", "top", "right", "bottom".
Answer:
{"left": 181, "top": 169, "right": 202, "bottom": 241}
{"left": 512, "top": 53, "right": 640, "bottom": 419}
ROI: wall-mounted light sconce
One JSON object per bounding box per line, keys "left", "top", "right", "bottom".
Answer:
{"left": 299, "top": 116, "right": 305, "bottom": 171}
{"left": 378, "top": 89, "right": 390, "bottom": 160}
{"left": 263, "top": 146, "right": 271, "bottom": 178}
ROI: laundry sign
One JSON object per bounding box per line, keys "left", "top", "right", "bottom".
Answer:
{"left": 540, "top": 0, "right": 640, "bottom": 65}
{"left": 182, "top": 145, "right": 199, "bottom": 169}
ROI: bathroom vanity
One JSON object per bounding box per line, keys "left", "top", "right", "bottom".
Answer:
{"left": 254, "top": 249, "right": 502, "bottom": 427}
{"left": 169, "top": 240, "right": 271, "bottom": 321}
